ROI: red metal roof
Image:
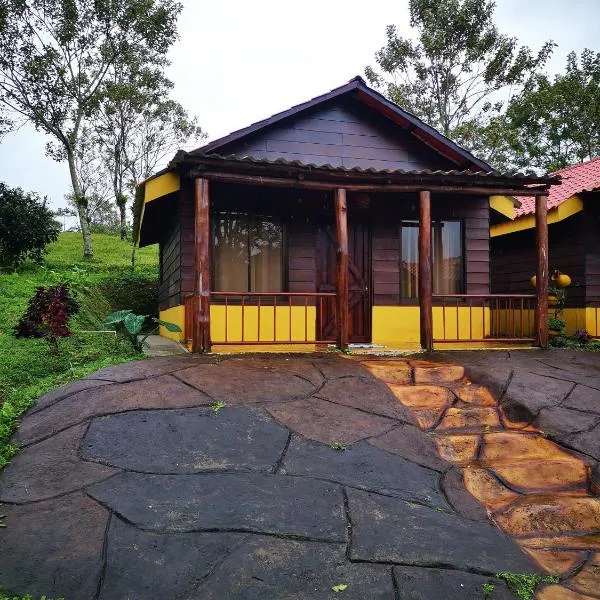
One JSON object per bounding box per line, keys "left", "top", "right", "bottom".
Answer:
{"left": 515, "top": 157, "right": 600, "bottom": 217}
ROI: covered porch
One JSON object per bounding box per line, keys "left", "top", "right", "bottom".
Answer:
{"left": 137, "top": 154, "right": 559, "bottom": 353}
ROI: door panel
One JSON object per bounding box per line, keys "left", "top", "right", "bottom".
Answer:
{"left": 317, "top": 221, "right": 372, "bottom": 343}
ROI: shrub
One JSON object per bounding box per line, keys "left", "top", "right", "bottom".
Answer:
{"left": 13, "top": 283, "right": 79, "bottom": 353}
{"left": 0, "top": 182, "right": 60, "bottom": 269}
{"left": 103, "top": 309, "right": 181, "bottom": 352}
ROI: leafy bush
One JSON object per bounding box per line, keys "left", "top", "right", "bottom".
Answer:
{"left": 547, "top": 316, "right": 566, "bottom": 331}
{"left": 13, "top": 284, "right": 79, "bottom": 353}
{"left": 0, "top": 182, "right": 60, "bottom": 269}
{"left": 100, "top": 272, "right": 158, "bottom": 317}
{"left": 104, "top": 309, "right": 181, "bottom": 351}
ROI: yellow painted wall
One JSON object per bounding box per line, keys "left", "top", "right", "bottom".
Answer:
{"left": 372, "top": 306, "right": 491, "bottom": 344}
{"left": 158, "top": 305, "right": 185, "bottom": 342}
{"left": 489, "top": 195, "right": 516, "bottom": 220}
{"left": 210, "top": 305, "right": 317, "bottom": 343}
{"left": 145, "top": 172, "right": 180, "bottom": 203}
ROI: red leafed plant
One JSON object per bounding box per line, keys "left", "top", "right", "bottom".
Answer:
{"left": 14, "top": 283, "right": 79, "bottom": 353}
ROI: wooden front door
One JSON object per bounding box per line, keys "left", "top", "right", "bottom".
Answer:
{"left": 317, "top": 221, "right": 372, "bottom": 343}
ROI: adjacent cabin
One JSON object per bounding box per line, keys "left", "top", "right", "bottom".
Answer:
{"left": 135, "top": 76, "right": 559, "bottom": 352}
{"left": 492, "top": 157, "right": 600, "bottom": 336}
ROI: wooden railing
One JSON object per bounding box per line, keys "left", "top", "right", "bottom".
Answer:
{"left": 432, "top": 294, "right": 536, "bottom": 344}
{"left": 185, "top": 292, "right": 337, "bottom": 346}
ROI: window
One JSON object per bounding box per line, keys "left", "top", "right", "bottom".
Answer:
{"left": 212, "top": 213, "right": 284, "bottom": 292}
{"left": 399, "top": 220, "right": 463, "bottom": 299}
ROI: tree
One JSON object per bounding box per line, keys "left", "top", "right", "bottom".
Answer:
{"left": 0, "top": 0, "right": 182, "bottom": 258}
{"left": 0, "top": 182, "right": 60, "bottom": 269}
{"left": 365, "top": 0, "right": 554, "bottom": 167}
{"left": 502, "top": 49, "right": 600, "bottom": 173}
{"left": 94, "top": 65, "right": 204, "bottom": 240}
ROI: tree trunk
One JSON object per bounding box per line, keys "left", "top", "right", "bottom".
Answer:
{"left": 67, "top": 148, "right": 93, "bottom": 259}
{"left": 118, "top": 201, "right": 127, "bottom": 240}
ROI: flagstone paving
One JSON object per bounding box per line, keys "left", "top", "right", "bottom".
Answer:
{"left": 0, "top": 351, "right": 599, "bottom": 599}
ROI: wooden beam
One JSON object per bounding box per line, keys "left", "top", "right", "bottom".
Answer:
{"left": 194, "top": 178, "right": 211, "bottom": 352}
{"left": 195, "top": 171, "right": 550, "bottom": 197}
{"left": 419, "top": 190, "right": 433, "bottom": 351}
{"left": 535, "top": 193, "right": 549, "bottom": 348}
{"left": 335, "top": 188, "right": 349, "bottom": 351}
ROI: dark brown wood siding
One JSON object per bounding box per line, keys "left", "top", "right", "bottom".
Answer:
{"left": 371, "top": 194, "right": 490, "bottom": 305}
{"left": 217, "top": 97, "right": 454, "bottom": 172}
{"left": 158, "top": 202, "right": 181, "bottom": 311}
{"left": 583, "top": 195, "right": 600, "bottom": 303}
{"left": 491, "top": 212, "right": 586, "bottom": 307}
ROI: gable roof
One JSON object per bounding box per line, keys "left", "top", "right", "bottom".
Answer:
{"left": 515, "top": 157, "right": 600, "bottom": 217}
{"left": 192, "top": 76, "right": 492, "bottom": 172}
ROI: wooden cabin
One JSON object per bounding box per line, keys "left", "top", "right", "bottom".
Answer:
{"left": 492, "top": 157, "right": 600, "bottom": 336}
{"left": 134, "top": 77, "right": 559, "bottom": 352}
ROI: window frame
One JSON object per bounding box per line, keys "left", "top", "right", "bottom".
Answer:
{"left": 398, "top": 219, "right": 465, "bottom": 304}
{"left": 210, "top": 211, "right": 288, "bottom": 300}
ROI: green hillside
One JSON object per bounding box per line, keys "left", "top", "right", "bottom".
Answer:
{"left": 0, "top": 233, "right": 159, "bottom": 469}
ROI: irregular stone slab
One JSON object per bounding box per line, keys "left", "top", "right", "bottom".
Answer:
{"left": 462, "top": 467, "right": 520, "bottom": 511}
{"left": 193, "top": 536, "right": 393, "bottom": 599}
{"left": 317, "top": 377, "right": 414, "bottom": 421}
{"left": 502, "top": 371, "right": 574, "bottom": 421}
{"left": 520, "top": 533, "right": 600, "bottom": 550}
{"left": 441, "top": 466, "right": 489, "bottom": 521}
{"left": 368, "top": 423, "right": 449, "bottom": 472}
{"left": 393, "top": 566, "right": 513, "bottom": 600}
{"left": 563, "top": 385, "right": 600, "bottom": 415}
{"left": 522, "top": 548, "right": 587, "bottom": 577}
{"left": 413, "top": 364, "right": 464, "bottom": 384}
{"left": 564, "top": 424, "right": 600, "bottom": 463}
{"left": 411, "top": 407, "right": 446, "bottom": 429}
{"left": 16, "top": 374, "right": 212, "bottom": 446}
{"left": 240, "top": 356, "right": 324, "bottom": 386}
{"left": 496, "top": 495, "right": 600, "bottom": 537}
{"left": 536, "top": 407, "right": 600, "bottom": 438}
{"left": 281, "top": 437, "right": 447, "bottom": 508}
{"left": 388, "top": 384, "right": 454, "bottom": 409}
{"left": 347, "top": 488, "right": 536, "bottom": 573}
{"left": 360, "top": 359, "right": 412, "bottom": 384}
{"left": 88, "top": 471, "right": 345, "bottom": 540}
{"left": 266, "top": 397, "right": 395, "bottom": 445}
{"left": 175, "top": 362, "right": 315, "bottom": 403}
{"left": 30, "top": 378, "right": 113, "bottom": 414}
{"left": 537, "top": 584, "right": 597, "bottom": 600}
{"left": 452, "top": 384, "right": 497, "bottom": 407}
{"left": 479, "top": 432, "right": 578, "bottom": 466}
{"left": 461, "top": 365, "right": 513, "bottom": 400}
{"left": 0, "top": 423, "right": 118, "bottom": 503}
{"left": 492, "top": 460, "right": 589, "bottom": 493}
{"left": 434, "top": 434, "right": 480, "bottom": 465}
{"left": 99, "top": 518, "right": 244, "bottom": 600}
{"left": 437, "top": 407, "right": 501, "bottom": 432}
{"left": 84, "top": 355, "right": 203, "bottom": 382}
{"left": 318, "top": 357, "right": 375, "bottom": 379}
{"left": 564, "top": 552, "right": 600, "bottom": 597}
{"left": 82, "top": 406, "right": 289, "bottom": 473}
{"left": 0, "top": 492, "right": 107, "bottom": 600}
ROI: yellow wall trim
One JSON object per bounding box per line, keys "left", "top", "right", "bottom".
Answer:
{"left": 145, "top": 172, "right": 180, "bottom": 204}
{"left": 491, "top": 195, "right": 584, "bottom": 237}
{"left": 158, "top": 305, "right": 185, "bottom": 342}
{"left": 489, "top": 195, "right": 516, "bottom": 220}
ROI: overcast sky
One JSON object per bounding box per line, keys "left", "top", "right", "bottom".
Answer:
{"left": 0, "top": 0, "right": 598, "bottom": 219}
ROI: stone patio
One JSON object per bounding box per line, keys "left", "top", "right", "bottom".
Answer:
{"left": 0, "top": 351, "right": 599, "bottom": 599}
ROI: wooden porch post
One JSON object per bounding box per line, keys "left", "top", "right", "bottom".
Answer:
{"left": 535, "top": 193, "right": 549, "bottom": 348}
{"left": 419, "top": 190, "right": 433, "bottom": 351}
{"left": 194, "top": 178, "right": 211, "bottom": 353}
{"left": 335, "top": 188, "right": 349, "bottom": 350}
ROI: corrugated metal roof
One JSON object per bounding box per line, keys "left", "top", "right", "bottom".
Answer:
{"left": 515, "top": 157, "right": 600, "bottom": 216}
{"left": 177, "top": 151, "right": 559, "bottom": 184}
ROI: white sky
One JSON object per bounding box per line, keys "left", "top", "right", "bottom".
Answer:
{"left": 0, "top": 0, "right": 598, "bottom": 221}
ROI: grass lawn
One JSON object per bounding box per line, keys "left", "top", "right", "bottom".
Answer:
{"left": 0, "top": 233, "right": 159, "bottom": 469}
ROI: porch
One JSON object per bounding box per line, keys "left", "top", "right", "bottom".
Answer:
{"left": 140, "top": 154, "right": 559, "bottom": 353}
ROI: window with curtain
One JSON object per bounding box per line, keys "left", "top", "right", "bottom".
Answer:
{"left": 399, "top": 220, "right": 463, "bottom": 299}
{"left": 212, "top": 213, "right": 284, "bottom": 292}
